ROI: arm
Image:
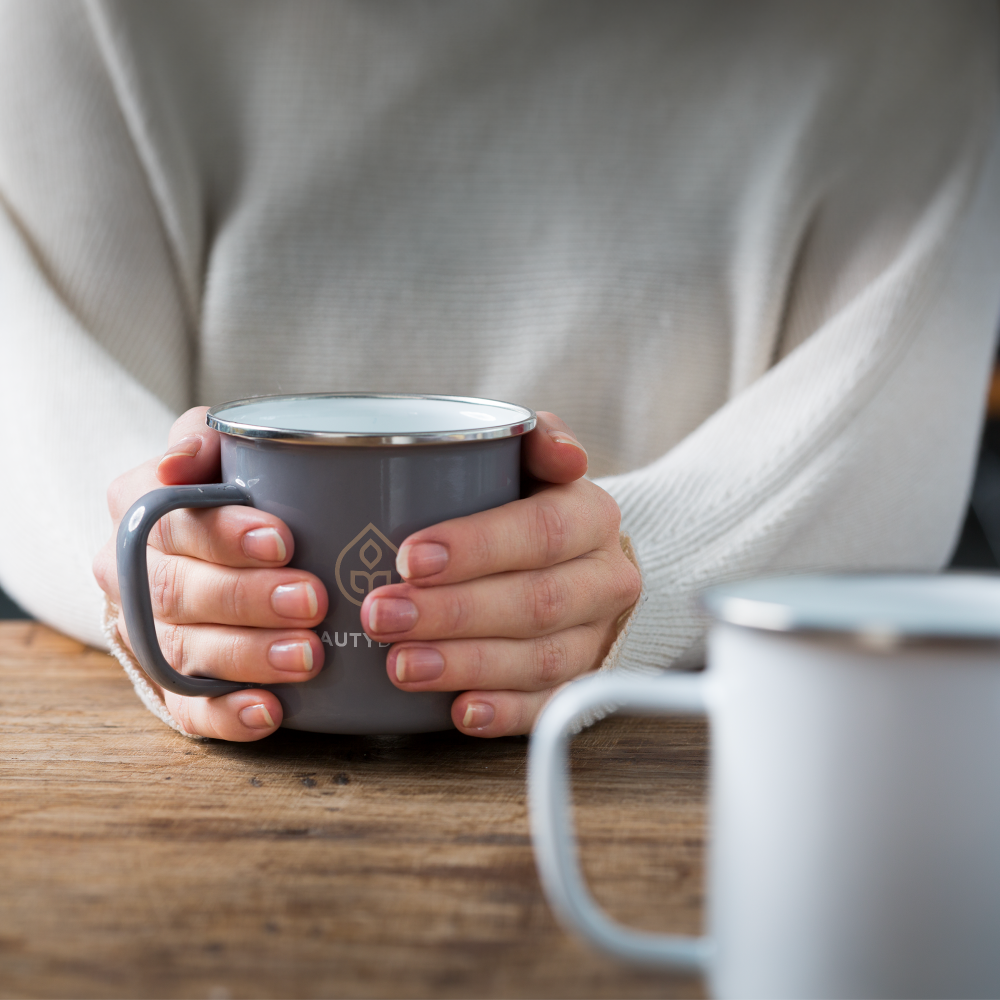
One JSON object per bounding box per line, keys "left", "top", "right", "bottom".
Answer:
{"left": 0, "top": 1, "right": 190, "bottom": 644}
{"left": 598, "top": 111, "right": 1000, "bottom": 675}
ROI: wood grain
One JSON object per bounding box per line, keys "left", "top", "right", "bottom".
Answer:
{"left": 0, "top": 622, "right": 707, "bottom": 999}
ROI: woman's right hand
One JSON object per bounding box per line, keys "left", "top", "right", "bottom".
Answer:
{"left": 92, "top": 406, "right": 329, "bottom": 740}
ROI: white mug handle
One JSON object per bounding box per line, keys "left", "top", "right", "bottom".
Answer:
{"left": 528, "top": 672, "right": 713, "bottom": 970}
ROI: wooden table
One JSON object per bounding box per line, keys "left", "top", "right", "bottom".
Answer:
{"left": 0, "top": 622, "right": 708, "bottom": 999}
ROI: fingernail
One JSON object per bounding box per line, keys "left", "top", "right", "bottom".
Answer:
{"left": 271, "top": 582, "right": 319, "bottom": 619}
{"left": 239, "top": 703, "right": 276, "bottom": 729}
{"left": 394, "top": 647, "right": 444, "bottom": 683}
{"left": 546, "top": 430, "right": 587, "bottom": 457}
{"left": 243, "top": 527, "right": 287, "bottom": 562}
{"left": 367, "top": 596, "right": 418, "bottom": 634}
{"left": 268, "top": 640, "right": 314, "bottom": 673}
{"left": 396, "top": 542, "right": 449, "bottom": 579}
{"left": 461, "top": 702, "right": 495, "bottom": 730}
{"left": 160, "top": 434, "right": 203, "bottom": 461}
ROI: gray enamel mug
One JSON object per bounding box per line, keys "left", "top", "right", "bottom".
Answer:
{"left": 116, "top": 393, "right": 535, "bottom": 734}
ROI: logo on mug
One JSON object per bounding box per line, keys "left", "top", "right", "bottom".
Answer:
{"left": 334, "top": 523, "right": 400, "bottom": 607}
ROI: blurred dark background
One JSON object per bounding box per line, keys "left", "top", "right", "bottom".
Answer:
{"left": 950, "top": 422, "right": 1000, "bottom": 569}
{"left": 0, "top": 586, "right": 28, "bottom": 619}
{"left": 3, "top": 372, "right": 1000, "bottom": 623}
{"left": 945, "top": 353, "right": 1000, "bottom": 571}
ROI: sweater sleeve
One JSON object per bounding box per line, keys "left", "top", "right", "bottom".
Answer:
{"left": 597, "top": 108, "right": 1000, "bottom": 675}
{"left": 0, "top": 0, "right": 190, "bottom": 646}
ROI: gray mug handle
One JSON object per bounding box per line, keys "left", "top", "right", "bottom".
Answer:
{"left": 528, "top": 672, "right": 713, "bottom": 970}
{"left": 116, "top": 483, "right": 253, "bottom": 697}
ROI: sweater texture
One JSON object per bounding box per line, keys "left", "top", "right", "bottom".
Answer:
{"left": 2, "top": 0, "right": 999, "bottom": 685}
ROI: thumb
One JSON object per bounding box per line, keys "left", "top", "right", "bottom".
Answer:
{"left": 156, "top": 406, "right": 223, "bottom": 486}
{"left": 522, "top": 411, "right": 588, "bottom": 485}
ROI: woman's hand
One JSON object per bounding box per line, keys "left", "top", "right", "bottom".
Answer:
{"left": 93, "top": 407, "right": 638, "bottom": 742}
{"left": 364, "top": 412, "right": 641, "bottom": 738}
{"left": 92, "top": 406, "right": 328, "bottom": 740}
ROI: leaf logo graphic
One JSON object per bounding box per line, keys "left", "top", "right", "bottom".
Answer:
{"left": 334, "top": 523, "right": 399, "bottom": 607}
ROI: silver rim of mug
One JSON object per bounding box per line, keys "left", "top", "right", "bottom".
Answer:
{"left": 702, "top": 572, "right": 1000, "bottom": 650}
{"left": 206, "top": 392, "right": 537, "bottom": 446}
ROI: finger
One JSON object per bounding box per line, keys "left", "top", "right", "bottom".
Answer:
{"left": 152, "top": 621, "right": 324, "bottom": 684}
{"left": 117, "top": 614, "right": 323, "bottom": 683}
{"left": 108, "top": 458, "right": 295, "bottom": 567}
{"left": 522, "top": 411, "right": 588, "bottom": 485}
{"left": 146, "top": 550, "right": 328, "bottom": 627}
{"left": 395, "top": 480, "right": 621, "bottom": 586}
{"left": 451, "top": 687, "right": 561, "bottom": 738}
{"left": 155, "top": 505, "right": 295, "bottom": 568}
{"left": 164, "top": 687, "right": 283, "bottom": 741}
{"left": 156, "top": 406, "right": 222, "bottom": 486}
{"left": 363, "top": 552, "right": 638, "bottom": 642}
{"left": 386, "top": 624, "right": 608, "bottom": 692}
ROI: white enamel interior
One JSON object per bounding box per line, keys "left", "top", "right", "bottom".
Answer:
{"left": 704, "top": 573, "right": 1000, "bottom": 639}
{"left": 213, "top": 395, "right": 530, "bottom": 435}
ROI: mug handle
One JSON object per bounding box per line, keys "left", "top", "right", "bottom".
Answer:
{"left": 116, "top": 484, "right": 253, "bottom": 697}
{"left": 528, "top": 672, "right": 713, "bottom": 970}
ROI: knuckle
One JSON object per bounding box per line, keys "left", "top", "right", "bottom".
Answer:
{"left": 531, "top": 500, "right": 571, "bottom": 565}
{"left": 527, "top": 571, "right": 567, "bottom": 633}
{"left": 150, "top": 557, "right": 184, "bottom": 619}
{"left": 621, "top": 559, "right": 642, "bottom": 604}
{"left": 617, "top": 558, "right": 642, "bottom": 608}
{"left": 205, "top": 520, "right": 229, "bottom": 566}
{"left": 155, "top": 511, "right": 178, "bottom": 554}
{"left": 587, "top": 620, "right": 616, "bottom": 666}
{"left": 465, "top": 520, "right": 496, "bottom": 570}
{"left": 212, "top": 635, "right": 246, "bottom": 679}
{"left": 227, "top": 631, "right": 257, "bottom": 675}
{"left": 159, "top": 623, "right": 187, "bottom": 672}
{"left": 220, "top": 571, "right": 249, "bottom": 622}
{"left": 597, "top": 488, "right": 623, "bottom": 535}
{"left": 155, "top": 510, "right": 208, "bottom": 560}
{"left": 440, "top": 588, "right": 472, "bottom": 635}
{"left": 534, "top": 634, "right": 568, "bottom": 686}
{"left": 190, "top": 509, "right": 225, "bottom": 563}
{"left": 167, "top": 695, "right": 196, "bottom": 735}
{"left": 466, "top": 642, "right": 489, "bottom": 687}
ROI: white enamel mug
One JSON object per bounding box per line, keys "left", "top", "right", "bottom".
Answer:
{"left": 529, "top": 574, "right": 1000, "bottom": 999}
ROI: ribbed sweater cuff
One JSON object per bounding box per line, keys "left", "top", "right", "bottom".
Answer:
{"left": 101, "top": 597, "right": 202, "bottom": 739}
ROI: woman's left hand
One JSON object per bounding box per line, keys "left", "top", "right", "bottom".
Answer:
{"left": 362, "top": 412, "right": 641, "bottom": 737}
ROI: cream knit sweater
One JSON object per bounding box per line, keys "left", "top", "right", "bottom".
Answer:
{"left": 2, "top": 1, "right": 999, "bottom": 685}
